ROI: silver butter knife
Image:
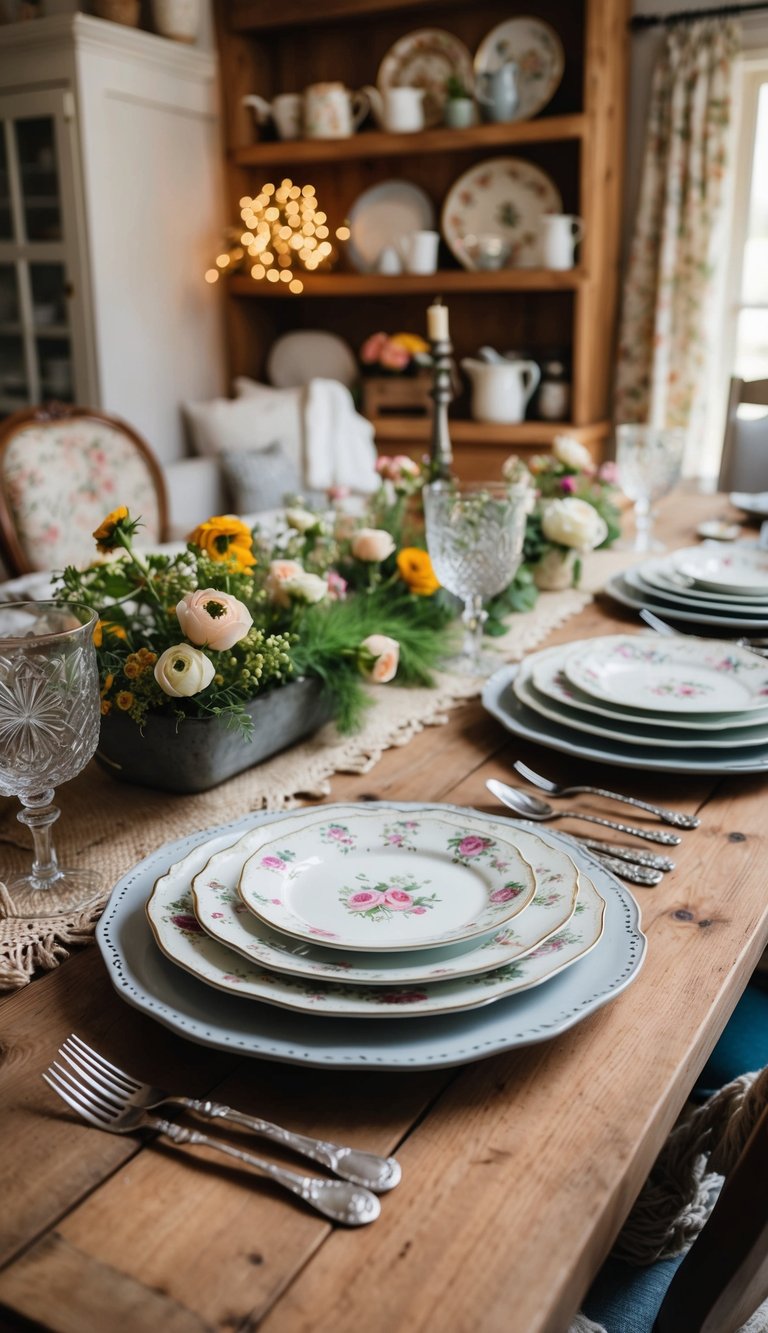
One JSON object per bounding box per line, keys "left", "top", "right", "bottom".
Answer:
{"left": 590, "top": 855, "right": 662, "bottom": 886}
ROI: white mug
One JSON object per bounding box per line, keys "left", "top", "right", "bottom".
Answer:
{"left": 364, "top": 85, "right": 426, "bottom": 133}
{"left": 398, "top": 230, "right": 439, "bottom": 274}
{"left": 540, "top": 215, "right": 584, "bottom": 269}
{"left": 242, "top": 92, "right": 303, "bottom": 140}
{"left": 304, "top": 82, "right": 368, "bottom": 139}
{"left": 377, "top": 245, "right": 403, "bottom": 275}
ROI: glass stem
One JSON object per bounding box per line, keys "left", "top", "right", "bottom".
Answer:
{"left": 17, "top": 789, "right": 61, "bottom": 888}
{"left": 634, "top": 498, "right": 654, "bottom": 550}
{"left": 462, "top": 596, "right": 488, "bottom": 667}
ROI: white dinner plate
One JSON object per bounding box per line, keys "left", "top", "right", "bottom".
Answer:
{"left": 604, "top": 572, "right": 768, "bottom": 634}
{"left": 441, "top": 157, "right": 561, "bottom": 270}
{"left": 530, "top": 642, "right": 768, "bottom": 732}
{"left": 474, "top": 17, "right": 564, "bottom": 121}
{"left": 377, "top": 29, "right": 474, "bottom": 128}
{"left": 192, "top": 808, "right": 579, "bottom": 984}
{"left": 483, "top": 664, "right": 768, "bottom": 774}
{"left": 730, "top": 491, "right": 768, "bottom": 520}
{"left": 346, "top": 180, "right": 435, "bottom": 273}
{"left": 97, "top": 805, "right": 646, "bottom": 1069}
{"left": 625, "top": 565, "right": 768, "bottom": 615}
{"left": 563, "top": 634, "right": 768, "bottom": 715}
{"left": 267, "top": 330, "right": 358, "bottom": 389}
{"left": 674, "top": 546, "right": 768, "bottom": 596}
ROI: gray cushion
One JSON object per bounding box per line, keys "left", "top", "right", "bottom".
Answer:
{"left": 219, "top": 443, "right": 302, "bottom": 513}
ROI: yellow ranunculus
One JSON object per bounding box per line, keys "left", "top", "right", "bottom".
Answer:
{"left": 94, "top": 619, "right": 128, "bottom": 648}
{"left": 397, "top": 547, "right": 440, "bottom": 596}
{"left": 92, "top": 506, "right": 130, "bottom": 552}
{"left": 391, "top": 332, "right": 430, "bottom": 355}
{"left": 187, "top": 515, "right": 256, "bottom": 571}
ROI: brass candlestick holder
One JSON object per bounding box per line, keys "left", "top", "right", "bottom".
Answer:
{"left": 428, "top": 335, "right": 455, "bottom": 482}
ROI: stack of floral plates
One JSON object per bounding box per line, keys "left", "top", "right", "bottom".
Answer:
{"left": 96, "top": 802, "right": 645, "bottom": 1070}
{"left": 483, "top": 633, "right": 768, "bottom": 776}
{"left": 604, "top": 544, "right": 768, "bottom": 635}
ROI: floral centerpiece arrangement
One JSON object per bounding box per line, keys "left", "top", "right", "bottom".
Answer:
{"left": 359, "top": 331, "right": 431, "bottom": 376}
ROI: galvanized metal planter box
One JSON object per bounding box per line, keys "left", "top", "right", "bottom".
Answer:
{"left": 95, "top": 677, "right": 335, "bottom": 794}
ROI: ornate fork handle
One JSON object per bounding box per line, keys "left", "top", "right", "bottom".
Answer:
{"left": 573, "top": 786, "right": 699, "bottom": 829}
{"left": 570, "top": 813, "right": 680, "bottom": 845}
{"left": 591, "top": 855, "right": 662, "bottom": 887}
{"left": 579, "top": 839, "right": 675, "bottom": 871}
{"left": 178, "top": 1099, "right": 401, "bottom": 1193}
{"left": 150, "top": 1117, "right": 380, "bottom": 1226}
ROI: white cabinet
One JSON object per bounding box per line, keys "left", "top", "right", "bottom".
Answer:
{"left": 0, "top": 14, "right": 225, "bottom": 462}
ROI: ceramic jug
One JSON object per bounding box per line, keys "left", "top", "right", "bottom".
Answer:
{"left": 540, "top": 215, "right": 585, "bottom": 269}
{"left": 304, "top": 83, "right": 369, "bottom": 139}
{"left": 462, "top": 356, "right": 540, "bottom": 424}
{"left": 242, "top": 93, "right": 303, "bottom": 141}
{"left": 475, "top": 62, "right": 519, "bottom": 123}
{"left": 397, "top": 230, "right": 440, "bottom": 274}
{"left": 364, "top": 85, "right": 426, "bottom": 133}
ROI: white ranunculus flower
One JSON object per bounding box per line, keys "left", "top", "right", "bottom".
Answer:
{"left": 154, "top": 644, "right": 215, "bottom": 698}
{"left": 283, "top": 571, "right": 328, "bottom": 604}
{"left": 552, "top": 434, "right": 593, "bottom": 471}
{"left": 541, "top": 497, "right": 608, "bottom": 551}
{"left": 285, "top": 507, "right": 319, "bottom": 533}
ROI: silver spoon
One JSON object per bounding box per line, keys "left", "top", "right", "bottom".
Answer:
{"left": 512, "top": 760, "right": 699, "bottom": 829}
{"left": 486, "top": 779, "right": 681, "bottom": 845}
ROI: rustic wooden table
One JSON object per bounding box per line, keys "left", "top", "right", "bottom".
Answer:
{"left": 1, "top": 493, "right": 766, "bottom": 1333}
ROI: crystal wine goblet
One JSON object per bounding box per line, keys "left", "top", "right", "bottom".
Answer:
{"left": 0, "top": 601, "right": 102, "bottom": 917}
{"left": 423, "top": 481, "right": 529, "bottom": 675}
{"left": 615, "top": 424, "right": 686, "bottom": 553}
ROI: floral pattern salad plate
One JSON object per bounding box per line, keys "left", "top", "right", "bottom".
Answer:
{"left": 237, "top": 810, "right": 536, "bottom": 952}
{"left": 474, "top": 17, "right": 564, "bottom": 121}
{"left": 192, "top": 807, "right": 579, "bottom": 985}
{"left": 674, "top": 545, "right": 768, "bottom": 596}
{"left": 441, "top": 157, "right": 561, "bottom": 270}
{"left": 563, "top": 635, "right": 768, "bottom": 715}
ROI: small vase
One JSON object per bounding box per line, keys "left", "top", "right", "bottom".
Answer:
{"left": 151, "top": 0, "right": 199, "bottom": 42}
{"left": 444, "top": 98, "right": 477, "bottom": 129}
{"left": 94, "top": 0, "right": 140, "bottom": 25}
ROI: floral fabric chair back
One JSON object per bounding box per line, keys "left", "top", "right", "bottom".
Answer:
{"left": 0, "top": 407, "right": 168, "bottom": 576}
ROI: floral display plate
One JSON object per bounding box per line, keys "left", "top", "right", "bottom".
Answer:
{"left": 441, "top": 157, "right": 561, "bottom": 270}
{"left": 530, "top": 643, "right": 768, "bottom": 732}
{"left": 474, "top": 17, "right": 564, "bottom": 121}
{"left": 674, "top": 546, "right": 768, "bottom": 596}
{"left": 514, "top": 658, "right": 768, "bottom": 750}
{"left": 236, "top": 810, "right": 536, "bottom": 952}
{"left": 604, "top": 572, "right": 768, "bottom": 635}
{"left": 563, "top": 635, "right": 768, "bottom": 715}
{"left": 147, "top": 859, "right": 603, "bottom": 1021}
{"left": 192, "top": 808, "right": 579, "bottom": 984}
{"left": 346, "top": 179, "right": 435, "bottom": 273}
{"left": 483, "top": 664, "right": 768, "bottom": 774}
{"left": 97, "top": 805, "right": 646, "bottom": 1069}
{"left": 377, "top": 29, "right": 474, "bottom": 128}
{"left": 624, "top": 563, "right": 768, "bottom": 615}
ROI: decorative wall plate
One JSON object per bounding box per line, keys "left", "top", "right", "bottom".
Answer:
{"left": 237, "top": 810, "right": 536, "bottom": 952}
{"left": 193, "top": 809, "right": 578, "bottom": 984}
{"left": 563, "top": 635, "right": 768, "bottom": 714}
{"left": 441, "top": 157, "right": 561, "bottom": 270}
{"left": 474, "top": 17, "right": 564, "bottom": 121}
{"left": 346, "top": 179, "right": 435, "bottom": 273}
{"left": 377, "top": 29, "right": 474, "bottom": 128}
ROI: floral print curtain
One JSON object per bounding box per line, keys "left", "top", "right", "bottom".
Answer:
{"left": 614, "top": 20, "right": 740, "bottom": 464}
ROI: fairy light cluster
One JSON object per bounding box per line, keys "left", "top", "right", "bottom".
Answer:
{"left": 205, "top": 179, "right": 346, "bottom": 295}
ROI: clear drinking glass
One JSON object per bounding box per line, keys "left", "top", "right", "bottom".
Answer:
{"left": 615, "top": 424, "right": 686, "bottom": 553}
{"left": 0, "top": 601, "right": 101, "bottom": 916}
{"left": 423, "top": 481, "right": 529, "bottom": 675}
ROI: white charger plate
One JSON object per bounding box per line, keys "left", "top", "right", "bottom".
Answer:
{"left": 346, "top": 180, "right": 435, "bottom": 273}
{"left": 483, "top": 664, "right": 768, "bottom": 774}
{"left": 604, "top": 572, "right": 768, "bottom": 634}
{"left": 192, "top": 808, "right": 578, "bottom": 984}
{"left": 563, "top": 634, "right": 768, "bottom": 715}
{"left": 474, "top": 17, "right": 564, "bottom": 121}
{"left": 97, "top": 804, "right": 645, "bottom": 1069}
{"left": 674, "top": 546, "right": 768, "bottom": 596}
{"left": 236, "top": 809, "right": 535, "bottom": 952}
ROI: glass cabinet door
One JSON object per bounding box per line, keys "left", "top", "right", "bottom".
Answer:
{"left": 0, "top": 88, "right": 88, "bottom": 416}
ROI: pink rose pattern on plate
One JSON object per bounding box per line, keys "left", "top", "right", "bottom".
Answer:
{"left": 338, "top": 873, "right": 439, "bottom": 922}
{"left": 318, "top": 823, "right": 357, "bottom": 853}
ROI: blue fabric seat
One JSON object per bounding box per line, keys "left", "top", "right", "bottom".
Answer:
{"left": 694, "top": 983, "right": 768, "bottom": 1101}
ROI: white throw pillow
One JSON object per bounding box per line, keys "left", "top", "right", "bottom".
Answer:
{"left": 184, "top": 387, "right": 303, "bottom": 462}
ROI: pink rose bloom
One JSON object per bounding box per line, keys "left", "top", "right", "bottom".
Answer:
{"left": 171, "top": 913, "right": 203, "bottom": 933}
{"left": 560, "top": 475, "right": 577, "bottom": 493}
{"left": 326, "top": 570, "right": 348, "bottom": 600}
{"left": 379, "top": 341, "right": 410, "bottom": 372}
{"left": 327, "top": 484, "right": 350, "bottom": 502}
{"left": 360, "top": 331, "right": 389, "bottom": 365}
{"left": 490, "top": 886, "right": 520, "bottom": 903}
{"left": 326, "top": 826, "right": 347, "bottom": 840}
{"left": 384, "top": 888, "right": 413, "bottom": 910}
{"left": 458, "top": 835, "right": 490, "bottom": 858}
{"left": 360, "top": 634, "right": 400, "bottom": 683}
{"left": 597, "top": 460, "right": 619, "bottom": 484}
{"left": 261, "top": 855, "right": 286, "bottom": 871}
{"left": 176, "top": 588, "right": 253, "bottom": 651}
{"left": 351, "top": 527, "right": 396, "bottom": 562}
{"left": 376, "top": 455, "right": 421, "bottom": 483}
{"left": 380, "top": 990, "right": 428, "bottom": 1004}
{"left": 347, "top": 890, "right": 386, "bottom": 910}
{"left": 411, "top": 906, "right": 427, "bottom": 915}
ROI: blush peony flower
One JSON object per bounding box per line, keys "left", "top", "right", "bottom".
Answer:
{"left": 379, "top": 340, "right": 411, "bottom": 372}
{"left": 264, "top": 559, "right": 307, "bottom": 607}
{"left": 351, "top": 528, "right": 396, "bottom": 562}
{"left": 359, "top": 634, "right": 399, "bottom": 683}
{"left": 553, "top": 434, "right": 594, "bottom": 471}
{"left": 176, "top": 588, "right": 253, "bottom": 651}
{"left": 360, "top": 331, "right": 389, "bottom": 365}
{"left": 154, "top": 644, "right": 215, "bottom": 697}
{"left": 376, "top": 454, "right": 422, "bottom": 484}
{"left": 541, "top": 497, "right": 608, "bottom": 551}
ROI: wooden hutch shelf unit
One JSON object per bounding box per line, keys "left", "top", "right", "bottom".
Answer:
{"left": 214, "top": 0, "right": 628, "bottom": 479}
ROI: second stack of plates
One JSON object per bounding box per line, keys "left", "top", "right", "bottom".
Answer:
{"left": 605, "top": 543, "right": 768, "bottom": 634}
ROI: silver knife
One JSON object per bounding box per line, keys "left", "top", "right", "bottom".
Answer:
{"left": 591, "top": 854, "right": 663, "bottom": 887}
{"left": 568, "top": 836, "right": 675, "bottom": 872}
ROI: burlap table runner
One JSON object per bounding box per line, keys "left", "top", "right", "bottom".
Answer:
{"left": 0, "top": 552, "right": 635, "bottom": 989}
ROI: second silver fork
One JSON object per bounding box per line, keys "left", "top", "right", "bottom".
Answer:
{"left": 59, "top": 1033, "right": 400, "bottom": 1193}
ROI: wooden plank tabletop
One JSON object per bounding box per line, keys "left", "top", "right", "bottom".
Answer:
{"left": 1, "top": 492, "right": 766, "bottom": 1333}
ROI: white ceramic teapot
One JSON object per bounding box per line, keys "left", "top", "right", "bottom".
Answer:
{"left": 363, "top": 85, "right": 426, "bottom": 133}
{"left": 461, "top": 356, "right": 540, "bottom": 424}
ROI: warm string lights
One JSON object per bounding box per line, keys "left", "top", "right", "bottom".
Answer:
{"left": 205, "top": 179, "right": 349, "bottom": 294}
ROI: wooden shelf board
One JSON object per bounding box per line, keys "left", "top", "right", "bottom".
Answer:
{"left": 229, "top": 268, "right": 584, "bottom": 298}
{"left": 233, "top": 115, "right": 587, "bottom": 167}
{"left": 371, "top": 417, "right": 610, "bottom": 446}
{"left": 231, "top": 0, "right": 468, "bottom": 32}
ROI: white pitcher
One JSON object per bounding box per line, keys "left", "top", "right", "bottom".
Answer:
{"left": 462, "top": 357, "right": 540, "bottom": 424}
{"left": 540, "top": 215, "right": 584, "bottom": 269}
{"left": 363, "top": 85, "right": 426, "bottom": 133}
{"left": 304, "top": 82, "right": 369, "bottom": 139}
{"left": 398, "top": 230, "right": 439, "bottom": 274}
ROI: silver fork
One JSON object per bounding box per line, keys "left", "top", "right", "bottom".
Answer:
{"left": 57, "top": 1033, "right": 400, "bottom": 1193}
{"left": 512, "top": 760, "right": 700, "bottom": 829}
{"left": 43, "top": 1059, "right": 380, "bottom": 1227}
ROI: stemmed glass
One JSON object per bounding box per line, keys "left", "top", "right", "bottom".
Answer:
{"left": 423, "top": 481, "right": 529, "bottom": 675}
{"left": 615, "top": 424, "right": 686, "bottom": 553}
{"left": 0, "top": 602, "right": 102, "bottom": 916}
